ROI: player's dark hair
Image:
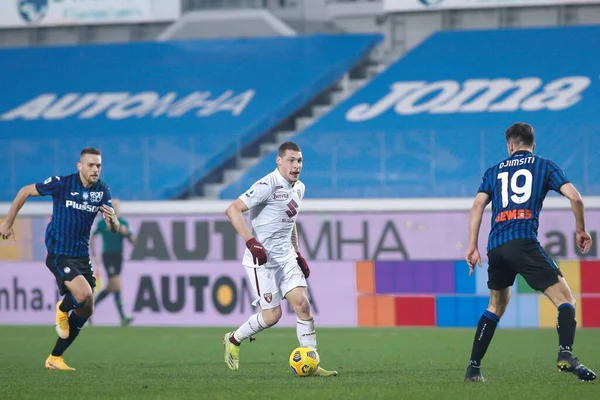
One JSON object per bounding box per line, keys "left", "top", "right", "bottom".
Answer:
{"left": 80, "top": 147, "right": 101, "bottom": 158}
{"left": 505, "top": 123, "right": 534, "bottom": 147}
{"left": 278, "top": 142, "right": 301, "bottom": 158}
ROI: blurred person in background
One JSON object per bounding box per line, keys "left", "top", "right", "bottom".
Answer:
{"left": 90, "top": 199, "right": 135, "bottom": 327}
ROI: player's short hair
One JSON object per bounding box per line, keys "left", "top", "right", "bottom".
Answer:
{"left": 80, "top": 147, "right": 101, "bottom": 158}
{"left": 278, "top": 142, "right": 301, "bottom": 158}
{"left": 505, "top": 123, "right": 534, "bottom": 147}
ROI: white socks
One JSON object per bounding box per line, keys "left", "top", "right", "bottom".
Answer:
{"left": 233, "top": 312, "right": 268, "bottom": 343}
{"left": 232, "top": 313, "right": 317, "bottom": 349}
{"left": 296, "top": 317, "right": 317, "bottom": 349}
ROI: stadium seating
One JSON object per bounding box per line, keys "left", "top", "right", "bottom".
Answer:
{"left": 220, "top": 26, "right": 600, "bottom": 199}
{"left": 0, "top": 34, "right": 382, "bottom": 200}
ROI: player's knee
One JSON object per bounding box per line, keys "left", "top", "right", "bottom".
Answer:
{"left": 558, "top": 293, "right": 576, "bottom": 308}
{"left": 544, "top": 278, "right": 576, "bottom": 308}
{"left": 487, "top": 288, "right": 510, "bottom": 318}
{"left": 563, "top": 285, "right": 577, "bottom": 306}
{"left": 487, "top": 299, "right": 509, "bottom": 318}
{"left": 262, "top": 307, "right": 282, "bottom": 326}
{"left": 108, "top": 278, "right": 120, "bottom": 292}
{"left": 292, "top": 295, "right": 311, "bottom": 318}
{"left": 487, "top": 303, "right": 507, "bottom": 318}
{"left": 558, "top": 287, "right": 576, "bottom": 306}
{"left": 71, "top": 288, "right": 93, "bottom": 306}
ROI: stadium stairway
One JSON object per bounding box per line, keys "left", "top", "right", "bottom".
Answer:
{"left": 197, "top": 44, "right": 388, "bottom": 199}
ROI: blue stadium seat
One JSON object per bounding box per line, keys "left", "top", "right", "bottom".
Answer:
{"left": 221, "top": 26, "right": 600, "bottom": 199}
{"left": 0, "top": 34, "right": 382, "bottom": 200}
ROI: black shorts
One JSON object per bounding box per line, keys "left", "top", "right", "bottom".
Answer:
{"left": 487, "top": 238, "right": 563, "bottom": 292}
{"left": 102, "top": 253, "right": 123, "bottom": 278}
{"left": 45, "top": 254, "right": 96, "bottom": 296}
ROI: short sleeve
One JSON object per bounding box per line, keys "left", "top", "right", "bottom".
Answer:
{"left": 35, "top": 176, "right": 64, "bottom": 196}
{"left": 547, "top": 160, "right": 570, "bottom": 193}
{"left": 239, "top": 180, "right": 272, "bottom": 209}
{"left": 477, "top": 169, "right": 493, "bottom": 196}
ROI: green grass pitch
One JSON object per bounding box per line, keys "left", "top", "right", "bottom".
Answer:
{"left": 0, "top": 326, "right": 598, "bottom": 399}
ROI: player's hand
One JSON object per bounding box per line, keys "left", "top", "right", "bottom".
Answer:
{"left": 100, "top": 205, "right": 117, "bottom": 222}
{"left": 0, "top": 221, "right": 15, "bottom": 241}
{"left": 296, "top": 252, "right": 310, "bottom": 279}
{"left": 465, "top": 246, "right": 482, "bottom": 276}
{"left": 246, "top": 237, "right": 267, "bottom": 266}
{"left": 576, "top": 230, "right": 592, "bottom": 254}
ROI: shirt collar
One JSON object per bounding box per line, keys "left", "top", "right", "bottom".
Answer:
{"left": 512, "top": 150, "right": 532, "bottom": 157}
{"left": 76, "top": 172, "right": 94, "bottom": 189}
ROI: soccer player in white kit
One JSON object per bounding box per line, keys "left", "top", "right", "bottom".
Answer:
{"left": 223, "top": 141, "right": 337, "bottom": 377}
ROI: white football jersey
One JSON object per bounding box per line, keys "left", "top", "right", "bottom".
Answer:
{"left": 239, "top": 168, "right": 305, "bottom": 268}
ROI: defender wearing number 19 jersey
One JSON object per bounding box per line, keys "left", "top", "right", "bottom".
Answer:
{"left": 464, "top": 123, "right": 596, "bottom": 384}
{"left": 478, "top": 150, "right": 569, "bottom": 252}
{"left": 478, "top": 150, "right": 569, "bottom": 292}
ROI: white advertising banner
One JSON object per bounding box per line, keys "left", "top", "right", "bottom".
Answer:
{"left": 0, "top": 0, "right": 181, "bottom": 28}
{"left": 383, "top": 0, "right": 600, "bottom": 12}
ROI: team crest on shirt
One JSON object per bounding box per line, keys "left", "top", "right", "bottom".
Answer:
{"left": 82, "top": 192, "right": 89, "bottom": 201}
{"left": 263, "top": 293, "right": 273, "bottom": 303}
{"left": 296, "top": 189, "right": 302, "bottom": 199}
{"left": 90, "top": 191, "right": 104, "bottom": 203}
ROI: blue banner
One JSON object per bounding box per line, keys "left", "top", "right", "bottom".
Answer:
{"left": 221, "top": 26, "right": 600, "bottom": 199}
{"left": 0, "top": 34, "right": 382, "bottom": 200}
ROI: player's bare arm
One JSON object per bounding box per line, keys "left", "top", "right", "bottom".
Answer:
{"left": 100, "top": 205, "right": 120, "bottom": 233}
{"left": 560, "top": 183, "right": 592, "bottom": 253}
{"left": 291, "top": 223, "right": 299, "bottom": 252}
{"left": 0, "top": 184, "right": 40, "bottom": 240}
{"left": 466, "top": 192, "right": 491, "bottom": 275}
{"left": 225, "top": 198, "right": 254, "bottom": 242}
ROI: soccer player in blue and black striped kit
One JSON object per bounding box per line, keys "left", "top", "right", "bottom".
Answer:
{"left": 0, "top": 147, "right": 119, "bottom": 371}
{"left": 464, "top": 123, "right": 596, "bottom": 382}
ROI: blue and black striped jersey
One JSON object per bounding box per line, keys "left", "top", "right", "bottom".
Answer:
{"left": 36, "top": 173, "right": 112, "bottom": 257}
{"left": 478, "top": 150, "right": 569, "bottom": 252}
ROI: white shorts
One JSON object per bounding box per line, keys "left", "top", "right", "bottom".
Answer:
{"left": 244, "top": 258, "right": 307, "bottom": 309}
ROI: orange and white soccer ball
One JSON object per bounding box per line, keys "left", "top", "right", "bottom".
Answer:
{"left": 289, "top": 346, "right": 320, "bottom": 377}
